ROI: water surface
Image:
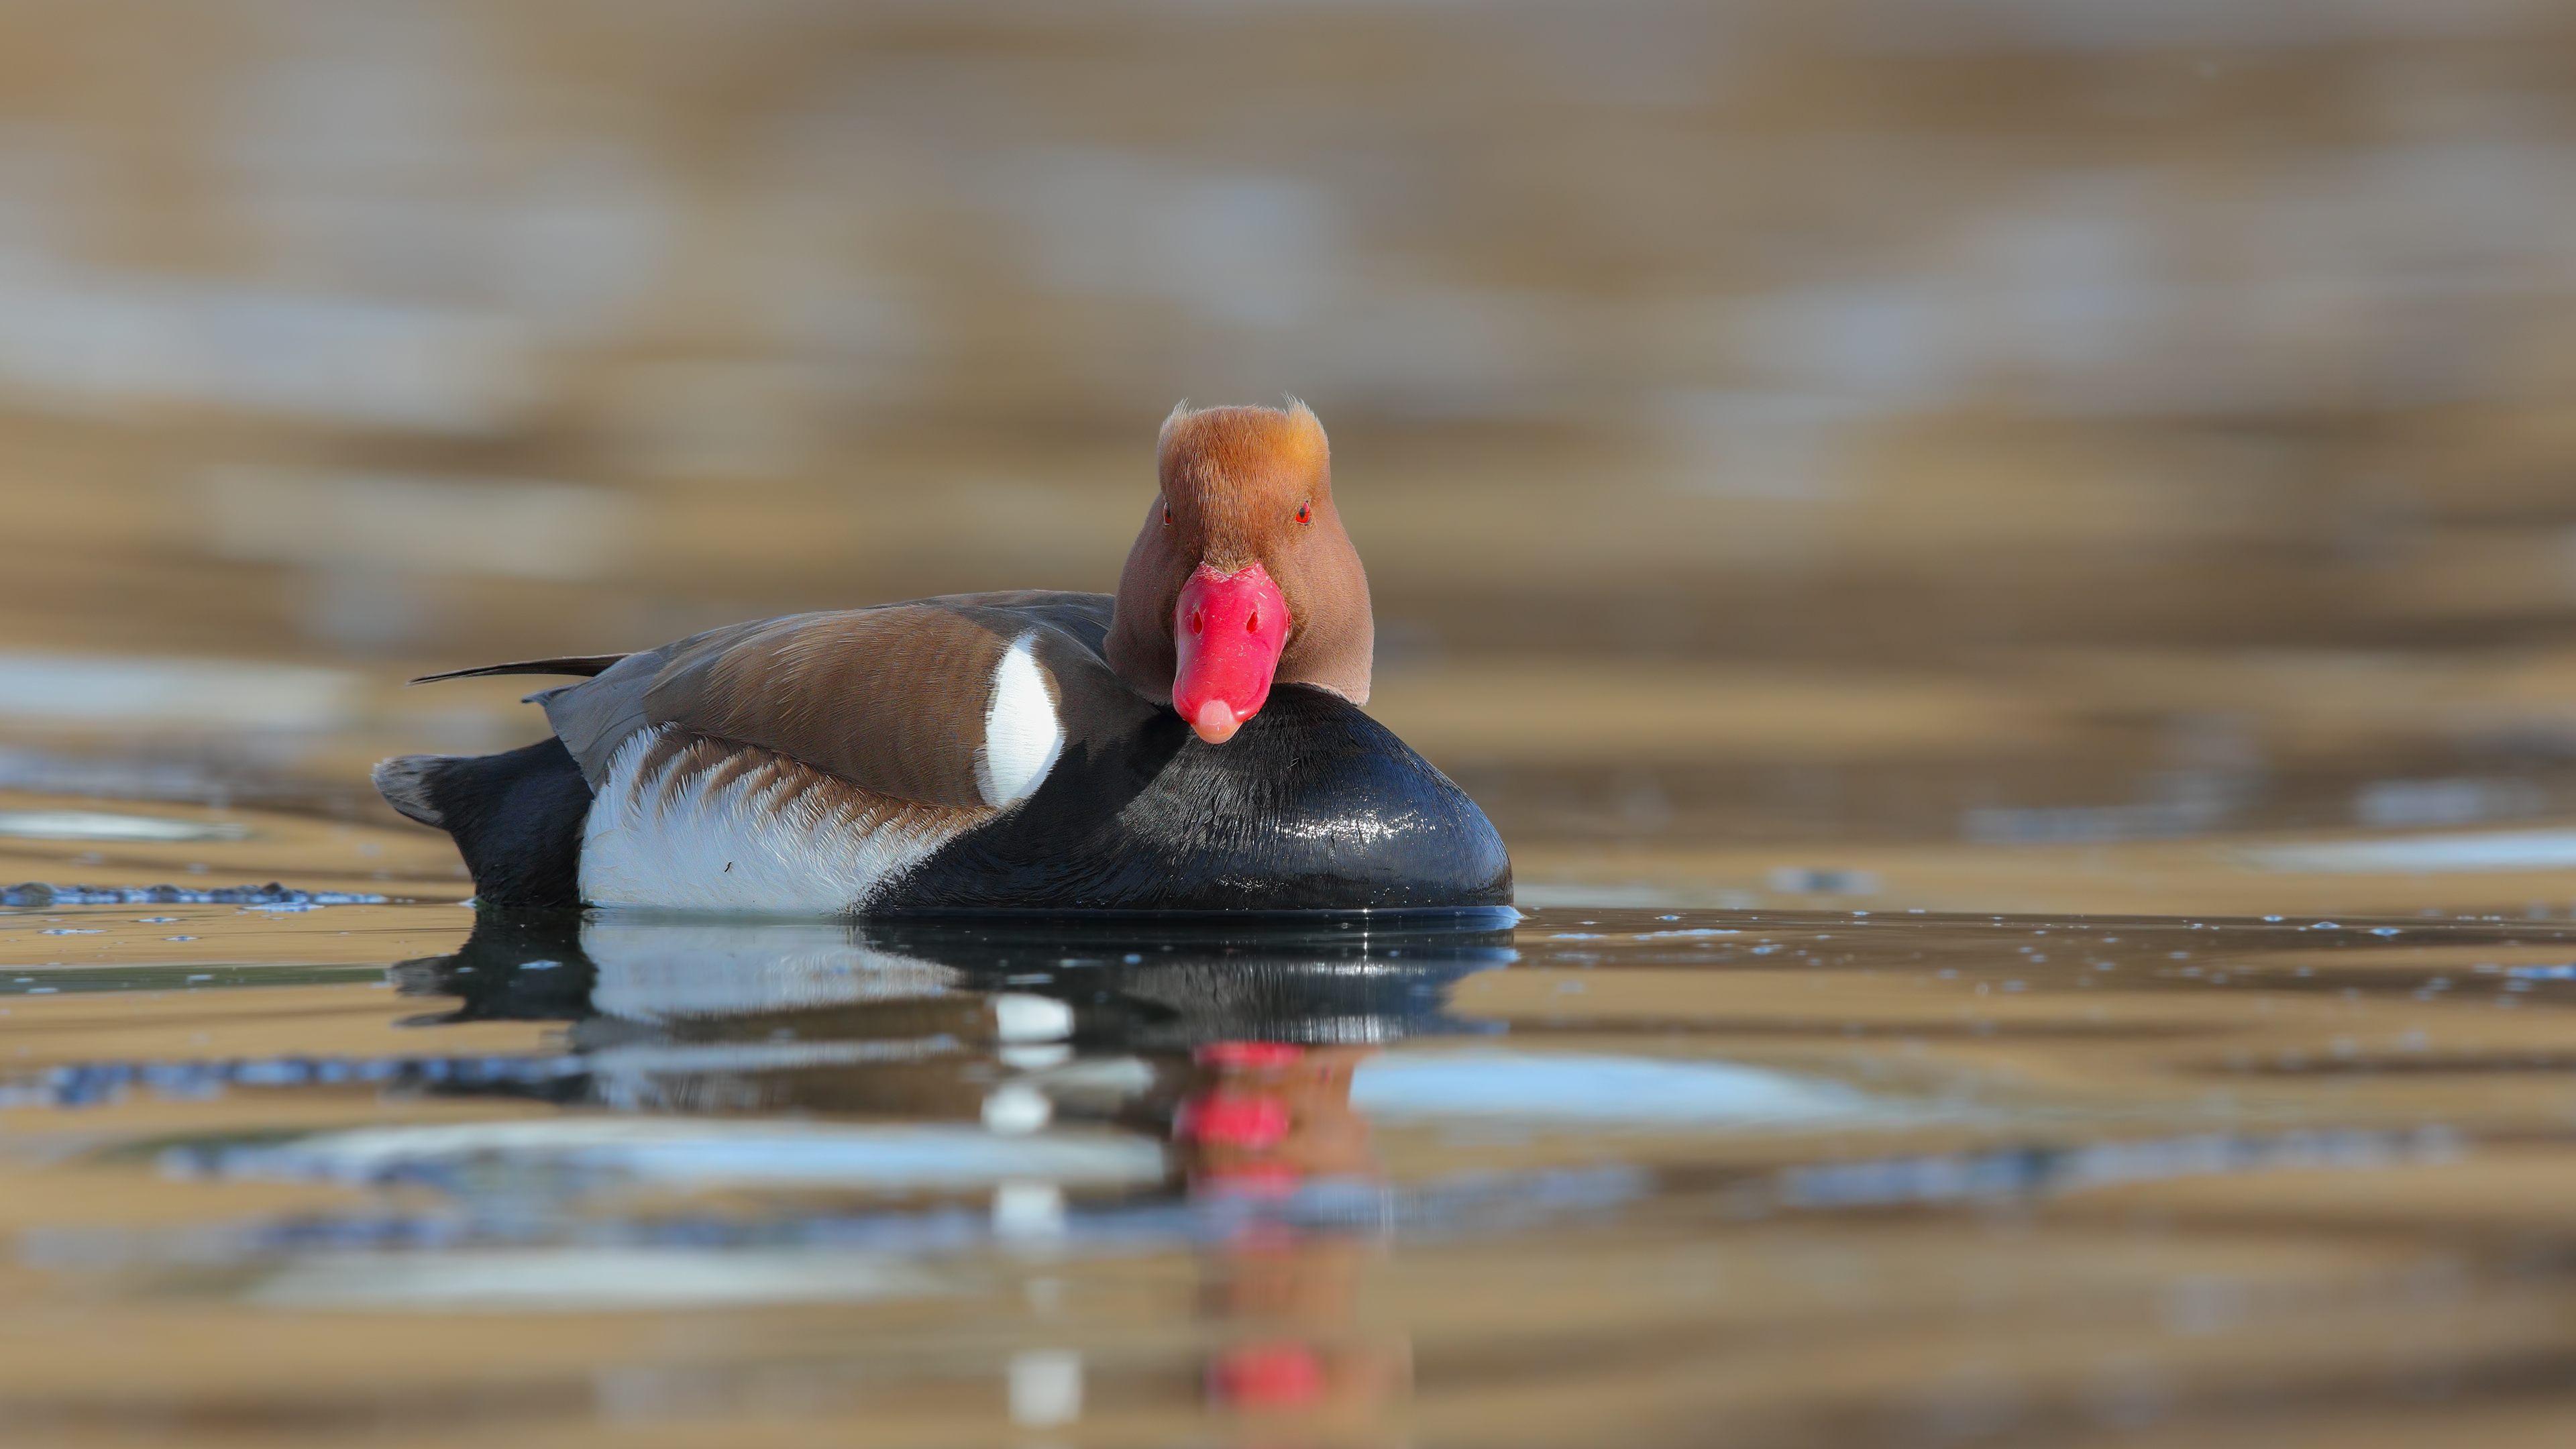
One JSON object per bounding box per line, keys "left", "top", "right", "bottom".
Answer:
{"left": 5, "top": 895, "right": 2573, "bottom": 1446}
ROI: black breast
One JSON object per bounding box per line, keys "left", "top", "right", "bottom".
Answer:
{"left": 879, "top": 685, "right": 1512, "bottom": 913}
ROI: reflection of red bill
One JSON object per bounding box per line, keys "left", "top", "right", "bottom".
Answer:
{"left": 1172, "top": 562, "right": 1291, "bottom": 744}
{"left": 1192, "top": 1163, "right": 1301, "bottom": 1199}
{"left": 1210, "top": 1342, "right": 1326, "bottom": 1410}
{"left": 1196, "top": 1040, "right": 1307, "bottom": 1072}
{"left": 1175, "top": 1091, "right": 1291, "bottom": 1149}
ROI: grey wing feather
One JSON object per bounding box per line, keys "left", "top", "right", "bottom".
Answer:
{"left": 538, "top": 624, "right": 759, "bottom": 789}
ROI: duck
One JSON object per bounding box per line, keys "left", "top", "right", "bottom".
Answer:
{"left": 374, "top": 400, "right": 1512, "bottom": 916}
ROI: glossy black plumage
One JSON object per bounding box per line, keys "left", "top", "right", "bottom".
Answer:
{"left": 879, "top": 685, "right": 1511, "bottom": 913}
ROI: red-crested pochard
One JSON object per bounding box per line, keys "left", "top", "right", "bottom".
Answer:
{"left": 374, "top": 401, "right": 1511, "bottom": 914}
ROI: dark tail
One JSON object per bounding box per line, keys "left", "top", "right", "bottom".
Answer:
{"left": 373, "top": 738, "right": 593, "bottom": 908}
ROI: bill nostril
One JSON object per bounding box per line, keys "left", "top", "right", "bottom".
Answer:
{"left": 1246, "top": 611, "right": 1259, "bottom": 632}
{"left": 1189, "top": 610, "right": 1203, "bottom": 636}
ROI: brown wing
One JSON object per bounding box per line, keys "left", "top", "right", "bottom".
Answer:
{"left": 536, "top": 600, "right": 1106, "bottom": 808}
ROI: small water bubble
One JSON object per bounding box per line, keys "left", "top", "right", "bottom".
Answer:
{"left": 2263, "top": 915, "right": 2284, "bottom": 922}
{"left": 2369, "top": 927, "right": 2402, "bottom": 937}
{"left": 136, "top": 917, "right": 178, "bottom": 924}
{"left": 164, "top": 936, "right": 197, "bottom": 943}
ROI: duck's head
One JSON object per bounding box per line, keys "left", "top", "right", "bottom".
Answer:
{"left": 1107, "top": 399, "right": 1373, "bottom": 744}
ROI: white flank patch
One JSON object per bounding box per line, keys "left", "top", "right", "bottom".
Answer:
{"left": 579, "top": 728, "right": 959, "bottom": 914}
{"left": 975, "top": 634, "right": 1063, "bottom": 808}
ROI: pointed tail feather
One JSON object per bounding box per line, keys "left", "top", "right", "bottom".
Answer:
{"left": 410, "top": 655, "right": 629, "bottom": 686}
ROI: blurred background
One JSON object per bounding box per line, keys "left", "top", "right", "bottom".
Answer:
{"left": 5, "top": 0, "right": 2576, "bottom": 909}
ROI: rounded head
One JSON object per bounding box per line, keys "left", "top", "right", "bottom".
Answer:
{"left": 1107, "top": 400, "right": 1373, "bottom": 741}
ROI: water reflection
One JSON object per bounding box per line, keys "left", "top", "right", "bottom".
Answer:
{"left": 13, "top": 906, "right": 2576, "bottom": 1440}
{"left": 103, "top": 912, "right": 1612, "bottom": 1421}
{"left": 118, "top": 914, "right": 1630, "bottom": 1331}
{"left": 393, "top": 910, "right": 1518, "bottom": 1117}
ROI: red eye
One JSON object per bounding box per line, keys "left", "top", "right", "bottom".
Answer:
{"left": 1295, "top": 502, "right": 1311, "bottom": 524}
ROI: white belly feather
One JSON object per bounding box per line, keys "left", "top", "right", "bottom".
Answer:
{"left": 579, "top": 727, "right": 985, "bottom": 914}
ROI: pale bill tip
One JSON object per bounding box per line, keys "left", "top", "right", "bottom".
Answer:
{"left": 1192, "top": 700, "right": 1240, "bottom": 744}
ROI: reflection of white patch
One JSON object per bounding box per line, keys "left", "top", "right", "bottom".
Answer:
{"left": 580, "top": 918, "right": 953, "bottom": 1019}
{"left": 2244, "top": 828, "right": 2576, "bottom": 874}
{"left": 249, "top": 1248, "right": 945, "bottom": 1311}
{"left": 982, "top": 1084, "right": 1055, "bottom": 1135}
{"left": 579, "top": 727, "right": 964, "bottom": 914}
{"left": 1010, "top": 1350, "right": 1083, "bottom": 1426}
{"left": 994, "top": 993, "right": 1074, "bottom": 1042}
{"left": 1350, "top": 1051, "right": 1886, "bottom": 1129}
{"left": 199, "top": 1118, "right": 1167, "bottom": 1191}
{"left": 977, "top": 635, "right": 1063, "bottom": 807}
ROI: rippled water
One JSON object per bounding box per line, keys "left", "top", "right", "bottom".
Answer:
{"left": 4, "top": 6, "right": 2576, "bottom": 1440}
{"left": 4, "top": 894, "right": 2573, "bottom": 1446}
